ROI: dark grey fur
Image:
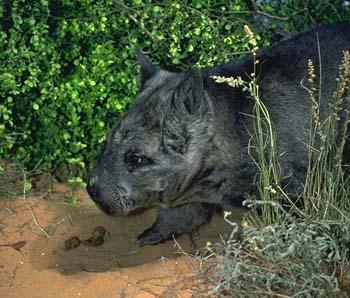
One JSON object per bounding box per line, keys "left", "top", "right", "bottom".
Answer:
{"left": 87, "top": 23, "right": 350, "bottom": 246}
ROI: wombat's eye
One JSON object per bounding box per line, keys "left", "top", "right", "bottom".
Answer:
{"left": 124, "top": 151, "right": 148, "bottom": 169}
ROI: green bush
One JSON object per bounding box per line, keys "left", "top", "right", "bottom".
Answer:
{"left": 0, "top": 0, "right": 349, "bottom": 178}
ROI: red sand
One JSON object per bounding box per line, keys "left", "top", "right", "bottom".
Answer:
{"left": 0, "top": 184, "right": 240, "bottom": 297}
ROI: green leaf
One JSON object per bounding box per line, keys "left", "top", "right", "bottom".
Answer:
{"left": 187, "top": 44, "right": 194, "bottom": 52}
{"left": 153, "top": 5, "right": 161, "bottom": 12}
{"left": 63, "top": 132, "right": 70, "bottom": 140}
{"left": 194, "top": 28, "right": 201, "bottom": 35}
{"left": 116, "top": 103, "right": 123, "bottom": 111}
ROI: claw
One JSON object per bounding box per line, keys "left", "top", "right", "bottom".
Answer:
{"left": 136, "top": 229, "right": 166, "bottom": 246}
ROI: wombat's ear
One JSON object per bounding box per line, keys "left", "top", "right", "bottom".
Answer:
{"left": 136, "top": 48, "right": 158, "bottom": 88}
{"left": 174, "top": 67, "right": 204, "bottom": 115}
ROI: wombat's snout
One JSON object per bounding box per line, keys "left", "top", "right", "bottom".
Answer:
{"left": 87, "top": 175, "right": 113, "bottom": 215}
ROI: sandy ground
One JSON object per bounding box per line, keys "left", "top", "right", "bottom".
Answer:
{"left": 0, "top": 184, "right": 243, "bottom": 297}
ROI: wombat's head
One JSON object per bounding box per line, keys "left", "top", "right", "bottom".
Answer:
{"left": 87, "top": 50, "right": 214, "bottom": 215}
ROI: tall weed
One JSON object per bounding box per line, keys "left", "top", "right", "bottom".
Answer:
{"left": 211, "top": 27, "right": 350, "bottom": 297}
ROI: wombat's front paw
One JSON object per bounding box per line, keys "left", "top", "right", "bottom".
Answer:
{"left": 136, "top": 228, "right": 166, "bottom": 246}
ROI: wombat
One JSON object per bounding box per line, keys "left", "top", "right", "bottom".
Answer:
{"left": 87, "top": 23, "right": 350, "bottom": 246}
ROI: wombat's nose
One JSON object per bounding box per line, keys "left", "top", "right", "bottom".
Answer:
{"left": 87, "top": 175, "right": 113, "bottom": 215}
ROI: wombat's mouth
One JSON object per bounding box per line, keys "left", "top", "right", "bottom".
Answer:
{"left": 104, "top": 201, "right": 153, "bottom": 217}
{"left": 126, "top": 206, "right": 151, "bottom": 215}
{"left": 105, "top": 206, "right": 153, "bottom": 217}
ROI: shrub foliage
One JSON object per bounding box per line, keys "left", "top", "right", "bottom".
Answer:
{"left": 0, "top": 0, "right": 349, "bottom": 177}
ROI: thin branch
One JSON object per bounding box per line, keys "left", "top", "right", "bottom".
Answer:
{"left": 115, "top": 1, "right": 158, "bottom": 41}
{"left": 22, "top": 167, "right": 50, "bottom": 238}
{"left": 303, "top": 0, "right": 316, "bottom": 25}
{"left": 256, "top": 10, "right": 289, "bottom": 21}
